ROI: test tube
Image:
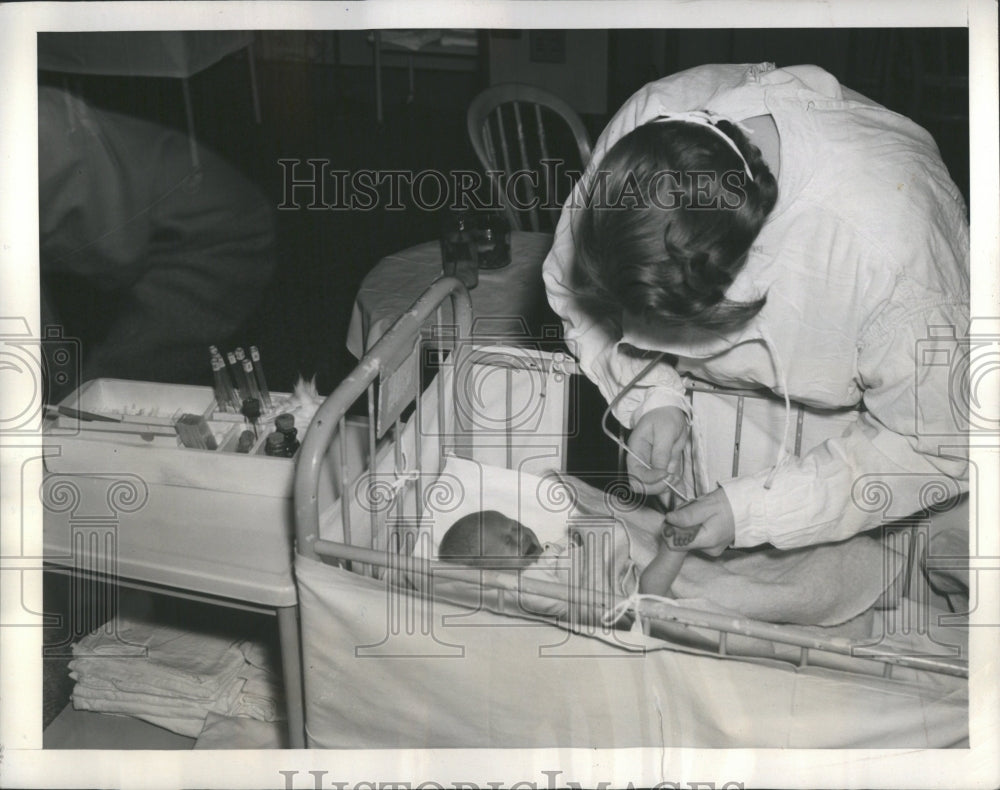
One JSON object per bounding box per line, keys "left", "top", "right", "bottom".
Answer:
{"left": 234, "top": 348, "right": 255, "bottom": 397}
{"left": 242, "top": 358, "right": 262, "bottom": 402}
{"left": 249, "top": 346, "right": 272, "bottom": 410}
{"left": 211, "top": 355, "right": 239, "bottom": 412}
{"left": 226, "top": 351, "right": 244, "bottom": 400}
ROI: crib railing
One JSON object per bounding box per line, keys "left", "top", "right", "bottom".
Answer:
{"left": 294, "top": 279, "right": 968, "bottom": 683}
{"left": 306, "top": 537, "right": 967, "bottom": 680}
{"left": 295, "top": 276, "right": 473, "bottom": 562}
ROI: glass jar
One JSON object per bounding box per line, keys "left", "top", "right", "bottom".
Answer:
{"left": 475, "top": 210, "right": 511, "bottom": 270}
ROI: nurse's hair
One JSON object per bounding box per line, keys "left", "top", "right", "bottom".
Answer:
{"left": 573, "top": 118, "right": 778, "bottom": 330}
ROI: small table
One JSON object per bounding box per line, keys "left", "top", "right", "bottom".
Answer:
{"left": 38, "top": 31, "right": 261, "bottom": 169}
{"left": 347, "top": 231, "right": 555, "bottom": 357}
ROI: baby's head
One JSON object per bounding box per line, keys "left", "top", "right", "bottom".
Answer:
{"left": 438, "top": 510, "right": 543, "bottom": 569}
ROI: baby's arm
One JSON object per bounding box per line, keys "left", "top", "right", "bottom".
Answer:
{"left": 638, "top": 523, "right": 699, "bottom": 596}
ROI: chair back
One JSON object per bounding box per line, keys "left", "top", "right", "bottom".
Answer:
{"left": 467, "top": 83, "right": 592, "bottom": 232}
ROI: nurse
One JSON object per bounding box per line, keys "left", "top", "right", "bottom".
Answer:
{"left": 543, "top": 64, "right": 969, "bottom": 592}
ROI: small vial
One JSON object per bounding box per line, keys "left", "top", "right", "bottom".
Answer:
{"left": 264, "top": 431, "right": 286, "bottom": 457}
{"left": 236, "top": 429, "right": 256, "bottom": 453}
{"left": 275, "top": 413, "right": 299, "bottom": 455}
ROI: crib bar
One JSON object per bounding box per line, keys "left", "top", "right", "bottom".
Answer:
{"left": 434, "top": 307, "right": 445, "bottom": 469}
{"left": 295, "top": 278, "right": 473, "bottom": 560}
{"left": 506, "top": 366, "right": 513, "bottom": 470}
{"left": 635, "top": 598, "right": 968, "bottom": 678}
{"left": 685, "top": 379, "right": 791, "bottom": 400}
{"left": 338, "top": 414, "right": 351, "bottom": 553}
{"left": 393, "top": 416, "right": 404, "bottom": 521}
{"left": 313, "top": 537, "right": 580, "bottom": 600}
{"left": 732, "top": 395, "right": 745, "bottom": 477}
{"left": 367, "top": 383, "right": 379, "bottom": 566}
{"left": 559, "top": 358, "right": 572, "bottom": 472}
{"left": 309, "top": 538, "right": 967, "bottom": 679}
{"left": 794, "top": 405, "right": 805, "bottom": 455}
{"left": 414, "top": 394, "right": 424, "bottom": 524}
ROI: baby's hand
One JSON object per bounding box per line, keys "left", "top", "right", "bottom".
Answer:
{"left": 663, "top": 487, "right": 735, "bottom": 557}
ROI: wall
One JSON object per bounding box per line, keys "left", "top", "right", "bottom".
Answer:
{"left": 487, "top": 30, "right": 608, "bottom": 115}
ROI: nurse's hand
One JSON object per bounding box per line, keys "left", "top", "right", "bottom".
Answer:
{"left": 663, "top": 488, "right": 735, "bottom": 557}
{"left": 626, "top": 406, "right": 689, "bottom": 498}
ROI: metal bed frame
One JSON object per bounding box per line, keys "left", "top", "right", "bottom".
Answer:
{"left": 292, "top": 277, "right": 968, "bottom": 745}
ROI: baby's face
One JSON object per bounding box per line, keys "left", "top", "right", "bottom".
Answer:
{"left": 480, "top": 513, "right": 543, "bottom": 563}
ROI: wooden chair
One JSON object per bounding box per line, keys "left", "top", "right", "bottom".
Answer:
{"left": 467, "top": 83, "right": 593, "bottom": 232}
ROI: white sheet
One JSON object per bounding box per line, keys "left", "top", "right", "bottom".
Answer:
{"left": 296, "top": 553, "right": 967, "bottom": 748}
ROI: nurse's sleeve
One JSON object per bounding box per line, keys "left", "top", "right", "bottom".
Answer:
{"left": 721, "top": 296, "right": 969, "bottom": 549}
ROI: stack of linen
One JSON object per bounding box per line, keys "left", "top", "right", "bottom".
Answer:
{"left": 69, "top": 616, "right": 284, "bottom": 738}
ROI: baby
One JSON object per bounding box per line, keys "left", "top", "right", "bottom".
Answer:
{"left": 438, "top": 510, "right": 543, "bottom": 569}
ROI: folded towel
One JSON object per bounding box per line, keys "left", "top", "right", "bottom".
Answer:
{"left": 71, "top": 618, "right": 246, "bottom": 697}
{"left": 67, "top": 654, "right": 245, "bottom": 701}
{"left": 70, "top": 617, "right": 285, "bottom": 737}
{"left": 72, "top": 675, "right": 246, "bottom": 738}
{"left": 73, "top": 678, "right": 246, "bottom": 718}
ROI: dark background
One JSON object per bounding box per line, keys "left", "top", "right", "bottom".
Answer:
{"left": 39, "top": 28, "right": 970, "bottom": 399}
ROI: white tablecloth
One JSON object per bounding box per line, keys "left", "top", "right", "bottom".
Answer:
{"left": 346, "top": 231, "right": 554, "bottom": 357}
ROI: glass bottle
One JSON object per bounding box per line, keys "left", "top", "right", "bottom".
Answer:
{"left": 440, "top": 211, "right": 479, "bottom": 289}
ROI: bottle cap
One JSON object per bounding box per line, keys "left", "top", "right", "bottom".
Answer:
{"left": 241, "top": 398, "right": 261, "bottom": 421}
{"left": 236, "top": 430, "right": 256, "bottom": 453}
{"left": 275, "top": 413, "right": 295, "bottom": 433}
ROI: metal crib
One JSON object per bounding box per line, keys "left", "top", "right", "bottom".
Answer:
{"left": 292, "top": 277, "right": 968, "bottom": 747}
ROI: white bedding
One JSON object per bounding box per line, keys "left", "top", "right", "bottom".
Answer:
{"left": 296, "top": 553, "right": 967, "bottom": 748}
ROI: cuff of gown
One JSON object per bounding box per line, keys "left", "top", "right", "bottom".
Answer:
{"left": 720, "top": 472, "right": 771, "bottom": 548}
